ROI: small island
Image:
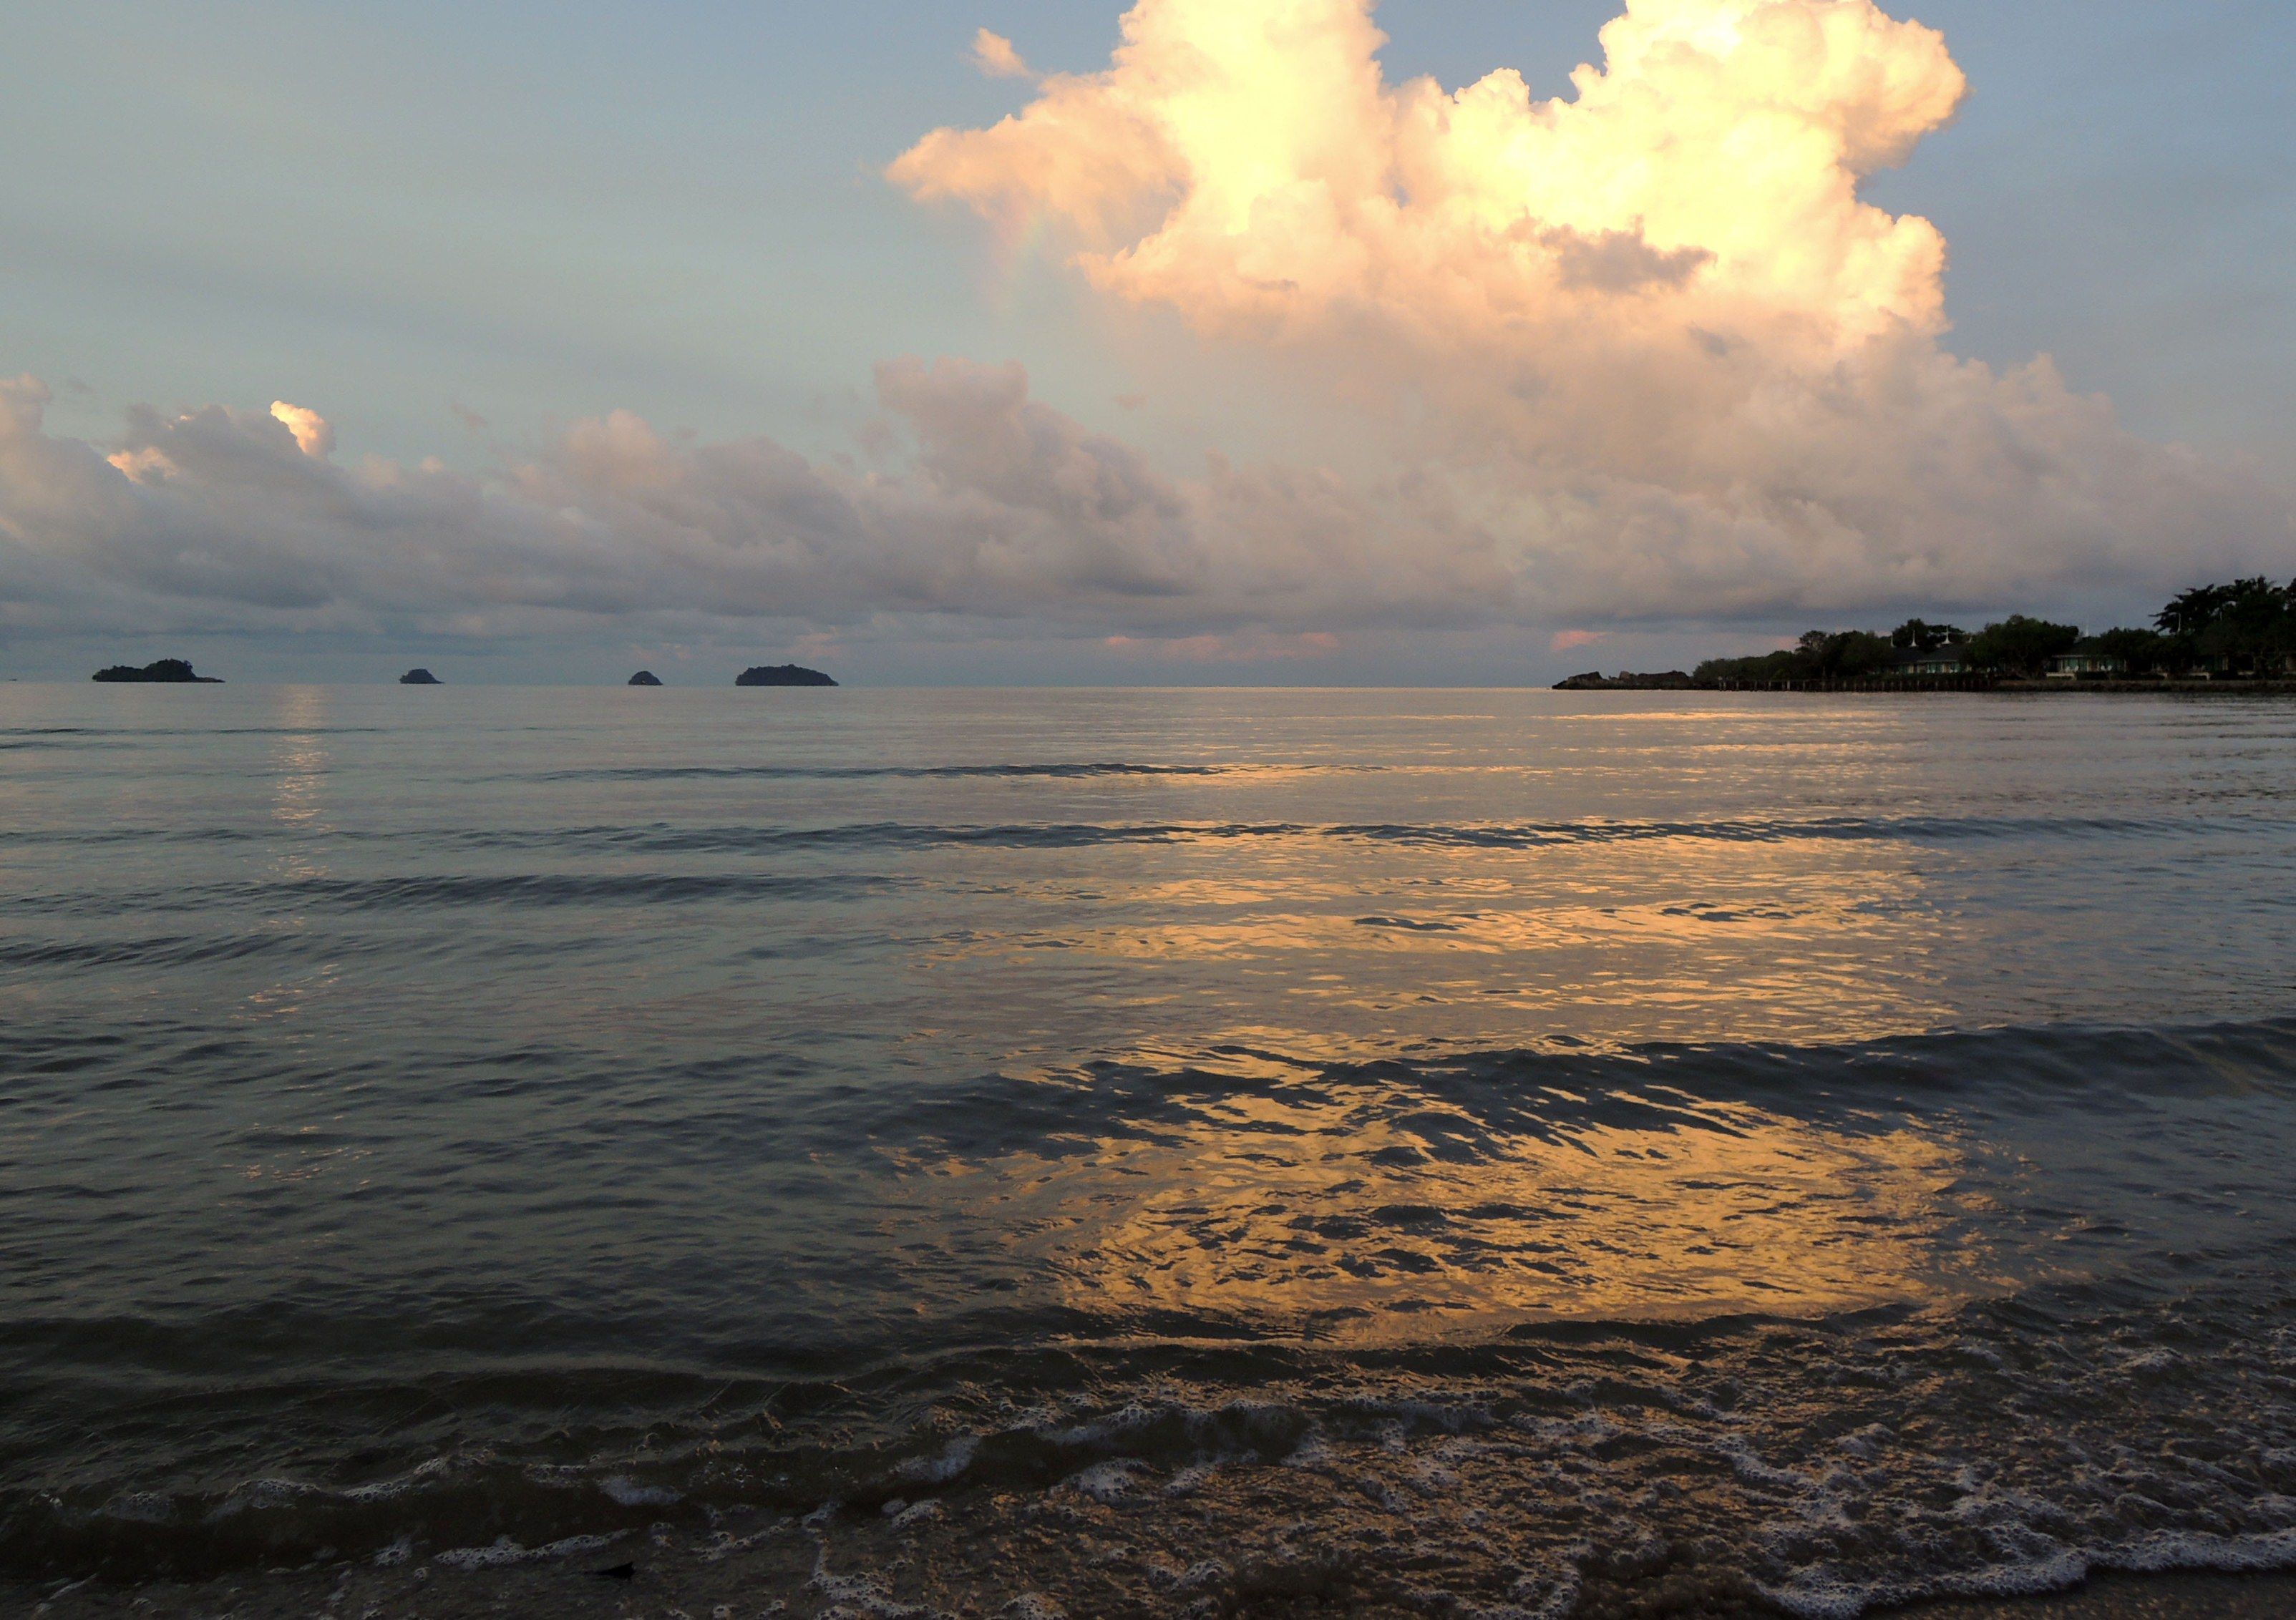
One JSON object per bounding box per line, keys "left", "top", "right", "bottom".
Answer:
{"left": 92, "top": 658, "right": 221, "bottom": 684}
{"left": 628, "top": 670, "right": 663, "bottom": 686}
{"left": 400, "top": 668, "right": 442, "bottom": 685}
{"left": 735, "top": 664, "right": 837, "bottom": 688}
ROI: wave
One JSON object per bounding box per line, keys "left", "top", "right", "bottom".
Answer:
{"left": 8, "top": 810, "right": 2276, "bottom": 857}
{"left": 0, "top": 871, "right": 902, "bottom": 917}
{"left": 0, "top": 934, "right": 312, "bottom": 970}
{"left": 0, "top": 725, "right": 391, "bottom": 741}
{"left": 852, "top": 1015, "right": 2296, "bottom": 1162}
{"left": 533, "top": 761, "right": 1231, "bottom": 781}
{"left": 236, "top": 872, "right": 903, "bottom": 911}
{"left": 6, "top": 1017, "right": 2296, "bottom": 1604}
{"left": 8, "top": 1273, "right": 2295, "bottom": 1608}
{"left": 479, "top": 811, "right": 2268, "bottom": 853}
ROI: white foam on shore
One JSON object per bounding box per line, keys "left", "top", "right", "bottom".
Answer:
{"left": 1038, "top": 1403, "right": 1157, "bottom": 1449}
{"left": 807, "top": 1548, "right": 935, "bottom": 1619}
{"left": 1061, "top": 1460, "right": 1145, "bottom": 1504}
{"left": 1761, "top": 1527, "right": 2296, "bottom": 1618}
{"left": 895, "top": 1436, "right": 978, "bottom": 1485}
{"left": 600, "top": 1474, "right": 681, "bottom": 1507}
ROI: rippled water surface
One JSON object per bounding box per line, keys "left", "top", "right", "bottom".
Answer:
{"left": 6, "top": 685, "right": 2296, "bottom": 1613}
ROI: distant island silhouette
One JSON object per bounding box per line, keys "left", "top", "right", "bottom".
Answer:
{"left": 92, "top": 659, "right": 220, "bottom": 684}
{"left": 1565, "top": 580, "right": 2296, "bottom": 693}
{"left": 400, "top": 668, "right": 442, "bottom": 685}
{"left": 736, "top": 665, "right": 837, "bottom": 688}
{"left": 1555, "top": 670, "right": 1695, "bottom": 691}
{"left": 628, "top": 670, "right": 663, "bottom": 686}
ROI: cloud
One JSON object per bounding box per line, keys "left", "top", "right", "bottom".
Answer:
{"left": 890, "top": 0, "right": 2291, "bottom": 619}
{"left": 0, "top": 361, "right": 1494, "bottom": 643}
{"left": 268, "top": 401, "right": 336, "bottom": 459}
{"left": 969, "top": 29, "right": 1033, "bottom": 81}
{"left": 893, "top": 0, "right": 1965, "bottom": 350}
{"left": 7, "top": 343, "right": 2272, "bottom": 655}
{"left": 3, "top": 1, "right": 2290, "bottom": 663}
{"left": 1105, "top": 629, "right": 1342, "bottom": 663}
{"left": 0, "top": 363, "right": 1178, "bottom": 638}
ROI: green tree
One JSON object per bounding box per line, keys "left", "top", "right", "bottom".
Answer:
{"left": 2155, "top": 585, "right": 2235, "bottom": 638}
{"left": 2087, "top": 628, "right": 2169, "bottom": 674}
{"left": 2197, "top": 578, "right": 2293, "bottom": 673}
{"left": 1832, "top": 631, "right": 1895, "bottom": 676}
{"left": 1965, "top": 616, "right": 2081, "bottom": 678}
{"left": 1696, "top": 650, "right": 1799, "bottom": 684}
{"left": 2156, "top": 578, "right": 2296, "bottom": 673}
{"left": 1790, "top": 630, "right": 1894, "bottom": 678}
{"left": 1890, "top": 619, "right": 1967, "bottom": 650}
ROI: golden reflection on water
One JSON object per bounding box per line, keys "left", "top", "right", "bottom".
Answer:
{"left": 247, "top": 687, "right": 337, "bottom": 1028}
{"left": 269, "top": 685, "right": 334, "bottom": 844}
{"left": 934, "top": 826, "right": 1954, "bottom": 1053}
{"left": 1005, "top": 1065, "right": 1988, "bottom": 1340}
{"left": 989, "top": 818, "right": 1975, "bottom": 1335}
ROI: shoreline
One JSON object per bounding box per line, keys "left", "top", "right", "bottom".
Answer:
{"left": 18, "top": 1478, "right": 2296, "bottom": 1615}
{"left": 1562, "top": 678, "right": 2296, "bottom": 695}
{"left": 1903, "top": 1571, "right": 2296, "bottom": 1619}
{"left": 14, "top": 1510, "right": 2295, "bottom": 1620}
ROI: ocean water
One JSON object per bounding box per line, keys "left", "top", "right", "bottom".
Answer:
{"left": 5, "top": 685, "right": 2296, "bottom": 1614}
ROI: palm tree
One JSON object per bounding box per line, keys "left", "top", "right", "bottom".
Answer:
{"left": 2156, "top": 584, "right": 2235, "bottom": 637}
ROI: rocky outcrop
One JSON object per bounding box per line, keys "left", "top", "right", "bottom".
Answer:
{"left": 628, "top": 671, "right": 663, "bottom": 686}
{"left": 735, "top": 665, "right": 837, "bottom": 688}
{"left": 92, "top": 659, "right": 221, "bottom": 683}
{"left": 399, "top": 668, "right": 442, "bottom": 685}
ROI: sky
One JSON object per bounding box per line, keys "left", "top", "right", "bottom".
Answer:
{"left": 1, "top": 0, "right": 2291, "bottom": 685}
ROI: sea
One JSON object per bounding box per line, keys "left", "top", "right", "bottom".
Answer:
{"left": 4, "top": 684, "right": 2296, "bottom": 1616}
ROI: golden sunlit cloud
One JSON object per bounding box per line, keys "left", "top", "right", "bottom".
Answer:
{"left": 268, "top": 401, "right": 335, "bottom": 459}
{"left": 898, "top": 0, "right": 1963, "bottom": 354}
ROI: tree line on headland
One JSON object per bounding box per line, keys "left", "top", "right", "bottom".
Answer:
{"left": 1687, "top": 578, "right": 2296, "bottom": 686}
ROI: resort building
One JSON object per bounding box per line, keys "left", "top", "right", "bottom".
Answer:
{"left": 2048, "top": 651, "right": 2127, "bottom": 678}
{"left": 1890, "top": 645, "right": 1968, "bottom": 677}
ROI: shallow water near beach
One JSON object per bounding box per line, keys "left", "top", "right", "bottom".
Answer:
{"left": 6, "top": 685, "right": 2296, "bottom": 1616}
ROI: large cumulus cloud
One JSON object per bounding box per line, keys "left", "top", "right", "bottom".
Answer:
{"left": 892, "top": 0, "right": 2290, "bottom": 616}
{"left": 895, "top": 0, "right": 1965, "bottom": 349}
